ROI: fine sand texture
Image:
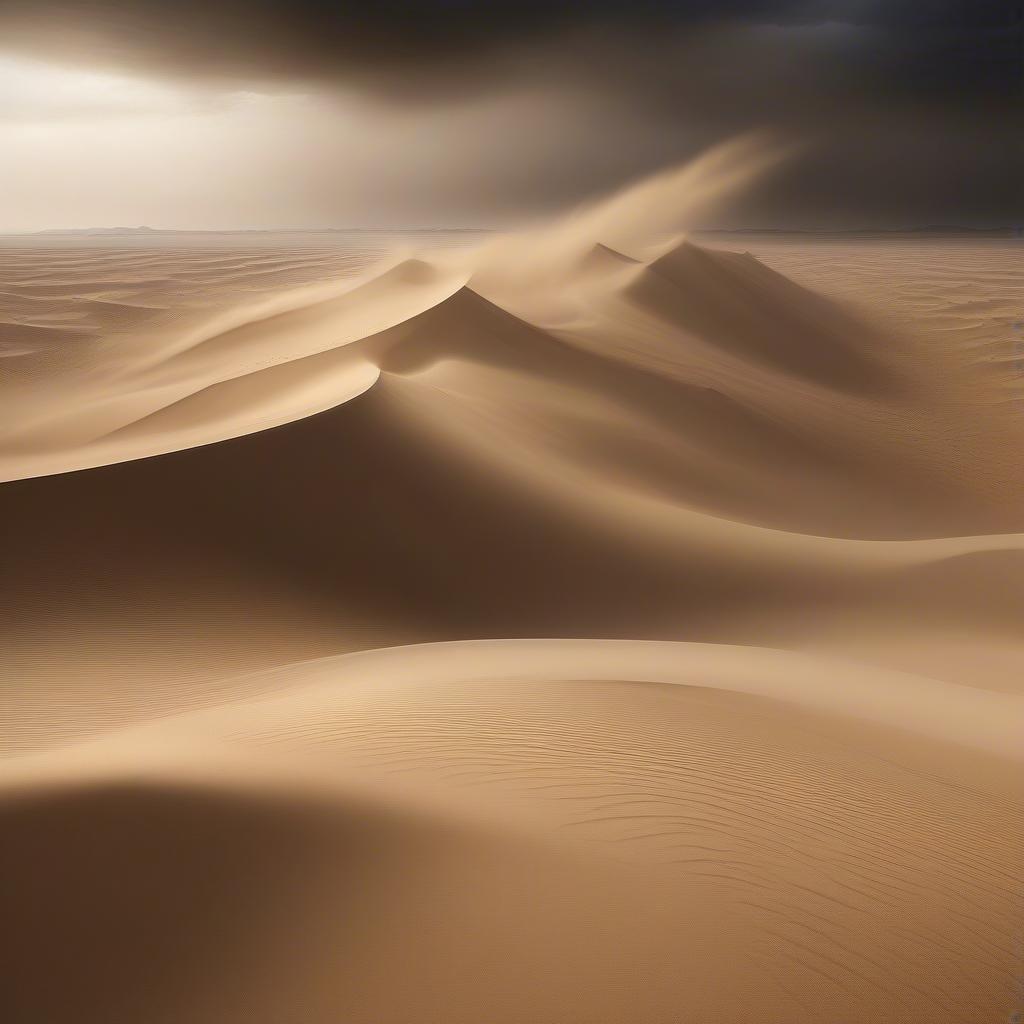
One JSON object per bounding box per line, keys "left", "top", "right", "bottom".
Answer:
{"left": 1, "top": 165, "right": 1022, "bottom": 1022}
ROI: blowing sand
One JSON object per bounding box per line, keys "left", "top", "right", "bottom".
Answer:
{"left": 1, "top": 178, "right": 1022, "bottom": 1021}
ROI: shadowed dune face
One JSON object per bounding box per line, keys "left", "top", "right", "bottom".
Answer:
{"left": 629, "top": 242, "right": 897, "bottom": 394}
{"left": 4, "top": 779, "right": 633, "bottom": 1024}
{"left": 1, "top": 165, "right": 1023, "bottom": 1023}
{"left": 0, "top": 783, "right": 346, "bottom": 1023}
{"left": 0, "top": 774, "right": 826, "bottom": 1024}
{"left": 9, "top": 778, "right": 682, "bottom": 1024}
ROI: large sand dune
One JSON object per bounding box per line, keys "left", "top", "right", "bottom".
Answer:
{"left": 1, "top": 164, "right": 1022, "bottom": 1021}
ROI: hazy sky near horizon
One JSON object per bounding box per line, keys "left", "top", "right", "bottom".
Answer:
{"left": 0, "top": 1, "right": 1018, "bottom": 231}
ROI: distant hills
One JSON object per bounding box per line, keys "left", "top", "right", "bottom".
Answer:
{"left": 30, "top": 226, "right": 492, "bottom": 237}
{"left": 34, "top": 226, "right": 162, "bottom": 236}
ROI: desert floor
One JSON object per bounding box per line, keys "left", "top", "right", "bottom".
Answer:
{"left": 1, "top": 222, "right": 1022, "bottom": 1022}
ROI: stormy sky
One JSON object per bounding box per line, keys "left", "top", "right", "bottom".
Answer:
{"left": 0, "top": 1, "right": 1019, "bottom": 231}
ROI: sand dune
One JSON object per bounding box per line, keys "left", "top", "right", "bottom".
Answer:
{"left": 1, "top": 162, "right": 1022, "bottom": 1021}
{"left": 3, "top": 640, "right": 1020, "bottom": 1022}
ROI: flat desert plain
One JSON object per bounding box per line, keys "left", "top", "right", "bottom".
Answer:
{"left": 1, "top": 218, "right": 1022, "bottom": 1022}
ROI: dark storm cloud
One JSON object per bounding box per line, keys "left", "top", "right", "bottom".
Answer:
{"left": 2, "top": 0, "right": 1020, "bottom": 226}
{"left": 2, "top": 0, "right": 1016, "bottom": 101}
